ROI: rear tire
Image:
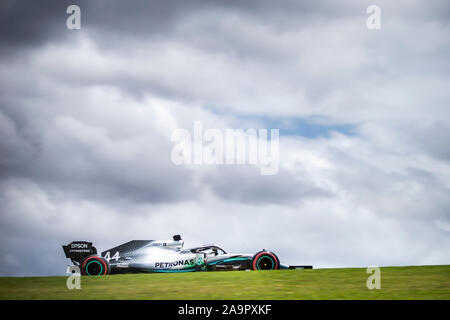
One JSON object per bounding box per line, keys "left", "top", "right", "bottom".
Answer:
{"left": 251, "top": 251, "right": 280, "bottom": 270}
{"left": 81, "top": 255, "right": 110, "bottom": 276}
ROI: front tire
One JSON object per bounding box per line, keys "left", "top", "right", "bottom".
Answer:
{"left": 81, "top": 255, "right": 110, "bottom": 276}
{"left": 251, "top": 251, "right": 280, "bottom": 270}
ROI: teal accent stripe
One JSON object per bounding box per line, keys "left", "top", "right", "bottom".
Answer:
{"left": 147, "top": 268, "right": 197, "bottom": 273}
{"left": 207, "top": 257, "right": 250, "bottom": 265}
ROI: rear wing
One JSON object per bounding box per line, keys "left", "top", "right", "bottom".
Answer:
{"left": 62, "top": 241, "right": 97, "bottom": 264}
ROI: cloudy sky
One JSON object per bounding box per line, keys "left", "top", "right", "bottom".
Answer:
{"left": 0, "top": 0, "right": 449, "bottom": 276}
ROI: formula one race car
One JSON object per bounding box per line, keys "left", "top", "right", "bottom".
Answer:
{"left": 63, "top": 235, "right": 312, "bottom": 275}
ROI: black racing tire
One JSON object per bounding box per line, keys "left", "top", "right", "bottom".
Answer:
{"left": 81, "top": 255, "right": 110, "bottom": 276}
{"left": 251, "top": 250, "right": 280, "bottom": 270}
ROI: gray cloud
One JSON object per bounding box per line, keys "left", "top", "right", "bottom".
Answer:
{"left": 0, "top": 98, "right": 198, "bottom": 205}
{"left": 201, "top": 165, "right": 331, "bottom": 205}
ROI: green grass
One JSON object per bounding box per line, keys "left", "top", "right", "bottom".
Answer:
{"left": 0, "top": 265, "right": 449, "bottom": 300}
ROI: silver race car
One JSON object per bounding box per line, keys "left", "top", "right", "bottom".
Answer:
{"left": 63, "top": 235, "right": 312, "bottom": 275}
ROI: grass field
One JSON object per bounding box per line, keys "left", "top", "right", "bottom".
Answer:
{"left": 0, "top": 265, "right": 449, "bottom": 300}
